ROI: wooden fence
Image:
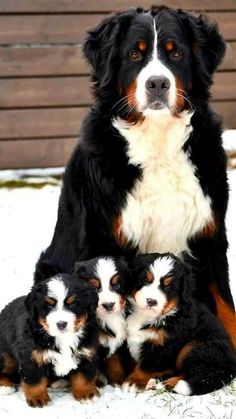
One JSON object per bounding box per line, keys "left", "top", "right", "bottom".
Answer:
{"left": 0, "top": 1, "right": 235, "bottom": 169}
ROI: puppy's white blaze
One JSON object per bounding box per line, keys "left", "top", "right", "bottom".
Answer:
{"left": 95, "top": 258, "right": 117, "bottom": 283}
{"left": 95, "top": 258, "right": 121, "bottom": 315}
{"left": 151, "top": 256, "right": 174, "bottom": 283}
{"left": 135, "top": 19, "right": 176, "bottom": 113}
{"left": 173, "top": 379, "right": 192, "bottom": 395}
{"left": 0, "top": 386, "right": 16, "bottom": 395}
{"left": 47, "top": 276, "right": 68, "bottom": 310}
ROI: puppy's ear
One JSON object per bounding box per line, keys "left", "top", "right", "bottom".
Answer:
{"left": 73, "top": 261, "right": 86, "bottom": 277}
{"left": 174, "top": 260, "right": 195, "bottom": 304}
{"left": 24, "top": 287, "right": 41, "bottom": 320}
{"left": 81, "top": 286, "right": 98, "bottom": 315}
{"left": 180, "top": 11, "right": 226, "bottom": 77}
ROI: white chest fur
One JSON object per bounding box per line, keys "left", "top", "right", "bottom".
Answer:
{"left": 99, "top": 313, "right": 127, "bottom": 358}
{"left": 126, "top": 308, "right": 162, "bottom": 362}
{"left": 113, "top": 111, "right": 212, "bottom": 256}
{"left": 42, "top": 330, "right": 86, "bottom": 377}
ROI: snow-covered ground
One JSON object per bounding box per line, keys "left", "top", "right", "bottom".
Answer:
{"left": 0, "top": 131, "right": 236, "bottom": 418}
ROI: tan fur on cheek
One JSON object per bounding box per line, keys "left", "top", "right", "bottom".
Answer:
{"left": 74, "top": 313, "right": 87, "bottom": 332}
{"left": 162, "top": 298, "right": 179, "bottom": 316}
{"left": 38, "top": 318, "right": 49, "bottom": 332}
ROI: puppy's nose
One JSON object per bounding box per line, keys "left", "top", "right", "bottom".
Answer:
{"left": 56, "top": 321, "right": 68, "bottom": 330}
{"left": 146, "top": 298, "right": 157, "bottom": 307}
{"left": 145, "top": 76, "right": 170, "bottom": 94}
{"left": 102, "top": 302, "right": 115, "bottom": 312}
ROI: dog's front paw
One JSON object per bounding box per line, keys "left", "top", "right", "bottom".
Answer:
{"left": 26, "top": 391, "right": 51, "bottom": 408}
{"left": 73, "top": 386, "right": 100, "bottom": 403}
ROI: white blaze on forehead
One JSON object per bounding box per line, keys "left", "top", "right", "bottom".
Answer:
{"left": 150, "top": 256, "right": 174, "bottom": 285}
{"left": 135, "top": 18, "right": 176, "bottom": 113}
{"left": 95, "top": 258, "right": 117, "bottom": 286}
{"left": 47, "top": 276, "right": 68, "bottom": 308}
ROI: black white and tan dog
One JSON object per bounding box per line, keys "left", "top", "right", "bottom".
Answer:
{"left": 73, "top": 257, "right": 133, "bottom": 384}
{"left": 0, "top": 274, "right": 99, "bottom": 407}
{"left": 124, "top": 253, "right": 236, "bottom": 395}
{"left": 34, "top": 6, "right": 236, "bottom": 346}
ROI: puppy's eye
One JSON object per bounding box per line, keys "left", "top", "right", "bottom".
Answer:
{"left": 169, "top": 49, "right": 182, "bottom": 60}
{"left": 130, "top": 50, "right": 142, "bottom": 61}
{"left": 45, "top": 297, "right": 56, "bottom": 308}
{"left": 113, "top": 282, "right": 121, "bottom": 291}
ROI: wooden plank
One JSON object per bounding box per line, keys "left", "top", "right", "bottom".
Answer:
{"left": 0, "top": 77, "right": 91, "bottom": 108}
{"left": 0, "top": 137, "right": 77, "bottom": 169}
{"left": 0, "top": 41, "right": 234, "bottom": 78}
{"left": 212, "top": 72, "right": 236, "bottom": 100}
{"left": 0, "top": 107, "right": 87, "bottom": 139}
{"left": 0, "top": 13, "right": 235, "bottom": 45}
{"left": 0, "top": 15, "right": 106, "bottom": 45}
{"left": 0, "top": 45, "right": 88, "bottom": 77}
{"left": 212, "top": 101, "right": 236, "bottom": 129}
{"left": 0, "top": 0, "right": 235, "bottom": 12}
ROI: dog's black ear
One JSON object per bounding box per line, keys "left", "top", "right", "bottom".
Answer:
{"left": 174, "top": 260, "right": 195, "bottom": 304}
{"left": 83, "top": 10, "right": 136, "bottom": 89}
{"left": 80, "top": 286, "right": 98, "bottom": 315}
{"left": 180, "top": 11, "right": 226, "bottom": 77}
{"left": 24, "top": 287, "right": 41, "bottom": 320}
{"left": 73, "top": 261, "right": 88, "bottom": 278}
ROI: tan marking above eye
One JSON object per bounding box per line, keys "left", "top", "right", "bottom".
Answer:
{"left": 89, "top": 278, "right": 100, "bottom": 289}
{"left": 66, "top": 295, "right": 76, "bottom": 305}
{"left": 110, "top": 274, "right": 120, "bottom": 286}
{"left": 146, "top": 271, "right": 154, "bottom": 283}
{"left": 137, "top": 40, "right": 147, "bottom": 52}
{"left": 163, "top": 276, "right": 173, "bottom": 287}
{"left": 45, "top": 296, "right": 56, "bottom": 305}
{"left": 165, "top": 41, "right": 174, "bottom": 52}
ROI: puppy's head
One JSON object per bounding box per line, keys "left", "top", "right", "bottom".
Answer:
{"left": 73, "top": 257, "right": 127, "bottom": 319}
{"left": 130, "top": 253, "right": 194, "bottom": 320}
{"left": 83, "top": 6, "right": 225, "bottom": 120}
{"left": 25, "top": 274, "right": 98, "bottom": 337}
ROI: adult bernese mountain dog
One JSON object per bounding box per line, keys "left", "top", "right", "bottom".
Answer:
{"left": 34, "top": 6, "right": 236, "bottom": 347}
{"left": 0, "top": 275, "right": 99, "bottom": 406}
{"left": 124, "top": 253, "right": 236, "bottom": 394}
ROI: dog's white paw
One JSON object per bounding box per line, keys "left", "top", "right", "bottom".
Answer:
{"left": 0, "top": 385, "right": 16, "bottom": 395}
{"left": 173, "top": 380, "right": 191, "bottom": 395}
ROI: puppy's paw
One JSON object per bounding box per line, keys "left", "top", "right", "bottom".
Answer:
{"left": 26, "top": 391, "right": 51, "bottom": 408}
{"left": 0, "top": 385, "right": 16, "bottom": 395}
{"left": 122, "top": 382, "right": 138, "bottom": 393}
{"left": 73, "top": 387, "right": 100, "bottom": 403}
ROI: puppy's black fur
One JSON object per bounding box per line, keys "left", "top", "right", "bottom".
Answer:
{"left": 125, "top": 253, "right": 236, "bottom": 395}
{"left": 0, "top": 275, "right": 99, "bottom": 407}
{"left": 34, "top": 6, "right": 236, "bottom": 346}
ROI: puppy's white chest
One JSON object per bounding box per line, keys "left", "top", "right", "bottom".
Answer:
{"left": 114, "top": 114, "right": 212, "bottom": 256}
{"left": 99, "top": 314, "right": 127, "bottom": 357}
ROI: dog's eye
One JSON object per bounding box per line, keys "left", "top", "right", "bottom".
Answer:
{"left": 113, "top": 282, "right": 121, "bottom": 291}
{"left": 164, "top": 285, "right": 172, "bottom": 291}
{"left": 130, "top": 50, "right": 142, "bottom": 62}
{"left": 169, "top": 49, "right": 182, "bottom": 60}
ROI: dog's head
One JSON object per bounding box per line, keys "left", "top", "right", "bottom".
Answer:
{"left": 129, "top": 253, "right": 195, "bottom": 320}
{"left": 83, "top": 6, "right": 225, "bottom": 120}
{"left": 73, "top": 257, "right": 127, "bottom": 319}
{"left": 25, "top": 274, "right": 98, "bottom": 337}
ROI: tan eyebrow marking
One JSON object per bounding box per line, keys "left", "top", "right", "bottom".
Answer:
{"left": 137, "top": 40, "right": 147, "bottom": 52}
{"left": 146, "top": 271, "right": 154, "bottom": 283}
{"left": 66, "top": 295, "right": 76, "bottom": 305}
{"left": 110, "top": 274, "right": 120, "bottom": 286}
{"left": 163, "top": 276, "right": 173, "bottom": 287}
{"left": 89, "top": 278, "right": 101, "bottom": 289}
{"left": 45, "top": 297, "right": 56, "bottom": 305}
{"left": 165, "top": 41, "right": 174, "bottom": 52}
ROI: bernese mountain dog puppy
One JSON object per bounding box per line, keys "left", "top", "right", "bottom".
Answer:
{"left": 34, "top": 6, "right": 236, "bottom": 347}
{"left": 73, "top": 257, "right": 133, "bottom": 385}
{"left": 124, "top": 253, "right": 236, "bottom": 395}
{"left": 0, "top": 274, "right": 99, "bottom": 407}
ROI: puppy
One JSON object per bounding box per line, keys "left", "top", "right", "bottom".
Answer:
{"left": 73, "top": 257, "right": 133, "bottom": 384}
{"left": 0, "top": 274, "right": 99, "bottom": 407}
{"left": 125, "top": 253, "right": 236, "bottom": 395}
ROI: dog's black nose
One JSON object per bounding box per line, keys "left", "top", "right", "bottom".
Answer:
{"left": 146, "top": 298, "right": 157, "bottom": 307}
{"left": 102, "top": 302, "right": 115, "bottom": 312}
{"left": 145, "top": 76, "right": 170, "bottom": 94}
{"left": 56, "top": 321, "right": 68, "bottom": 330}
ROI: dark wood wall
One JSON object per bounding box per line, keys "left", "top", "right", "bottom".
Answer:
{"left": 0, "top": 1, "right": 235, "bottom": 169}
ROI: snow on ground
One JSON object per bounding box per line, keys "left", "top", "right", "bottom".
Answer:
{"left": 0, "top": 132, "right": 236, "bottom": 418}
